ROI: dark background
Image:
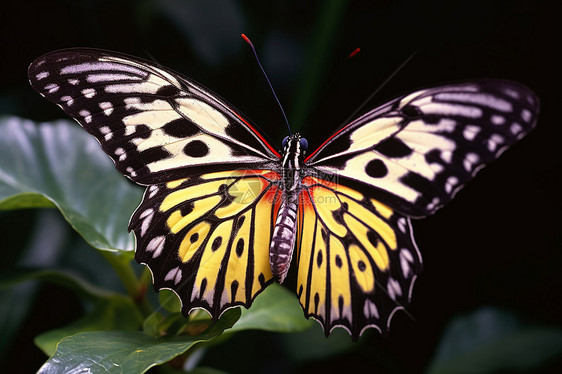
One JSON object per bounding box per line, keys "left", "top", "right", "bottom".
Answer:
{"left": 1, "top": 0, "right": 560, "bottom": 373}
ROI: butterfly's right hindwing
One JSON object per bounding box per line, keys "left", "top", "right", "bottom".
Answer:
{"left": 131, "top": 169, "right": 281, "bottom": 317}
{"left": 28, "top": 49, "right": 280, "bottom": 185}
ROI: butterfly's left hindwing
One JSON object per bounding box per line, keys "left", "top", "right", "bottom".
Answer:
{"left": 28, "top": 49, "right": 280, "bottom": 185}
{"left": 297, "top": 176, "right": 421, "bottom": 338}
{"left": 131, "top": 169, "right": 281, "bottom": 316}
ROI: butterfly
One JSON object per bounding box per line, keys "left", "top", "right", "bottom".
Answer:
{"left": 28, "top": 48, "right": 539, "bottom": 339}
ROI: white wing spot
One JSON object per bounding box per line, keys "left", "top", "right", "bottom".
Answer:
{"left": 146, "top": 235, "right": 165, "bottom": 258}
{"left": 68, "top": 79, "right": 79, "bottom": 85}
{"left": 464, "top": 152, "right": 480, "bottom": 171}
{"left": 36, "top": 71, "right": 49, "bottom": 80}
{"left": 387, "top": 278, "right": 402, "bottom": 301}
{"left": 82, "top": 88, "right": 96, "bottom": 98}
{"left": 399, "top": 249, "right": 415, "bottom": 277}
{"left": 139, "top": 208, "right": 154, "bottom": 237}
{"left": 61, "top": 95, "right": 74, "bottom": 106}
{"left": 99, "top": 101, "right": 114, "bottom": 116}
{"left": 126, "top": 167, "right": 137, "bottom": 177}
{"left": 510, "top": 122, "right": 523, "bottom": 135}
{"left": 89, "top": 73, "right": 142, "bottom": 83}
{"left": 114, "top": 147, "right": 127, "bottom": 161}
{"left": 435, "top": 92, "right": 512, "bottom": 112}
{"left": 363, "top": 299, "right": 380, "bottom": 319}
{"left": 397, "top": 217, "right": 407, "bottom": 233}
{"left": 445, "top": 176, "right": 459, "bottom": 194}
{"left": 521, "top": 109, "right": 532, "bottom": 122}
{"left": 503, "top": 88, "right": 520, "bottom": 99}
{"left": 79, "top": 109, "right": 92, "bottom": 124}
{"left": 165, "top": 267, "right": 183, "bottom": 285}
{"left": 423, "top": 102, "right": 482, "bottom": 118}
{"left": 487, "top": 134, "right": 505, "bottom": 152}
{"left": 124, "top": 97, "right": 141, "bottom": 108}
{"left": 45, "top": 83, "right": 59, "bottom": 93}
{"left": 463, "top": 125, "right": 480, "bottom": 141}
{"left": 148, "top": 185, "right": 159, "bottom": 199}
{"left": 426, "top": 197, "right": 440, "bottom": 211}
{"left": 491, "top": 115, "right": 505, "bottom": 125}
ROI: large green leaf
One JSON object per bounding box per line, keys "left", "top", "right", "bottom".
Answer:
{"left": 35, "top": 296, "right": 144, "bottom": 356}
{"left": 0, "top": 268, "right": 144, "bottom": 356}
{"left": 37, "top": 309, "right": 241, "bottom": 374}
{"left": 230, "top": 283, "right": 312, "bottom": 333}
{"left": 427, "top": 307, "right": 562, "bottom": 373}
{"left": 0, "top": 116, "right": 143, "bottom": 251}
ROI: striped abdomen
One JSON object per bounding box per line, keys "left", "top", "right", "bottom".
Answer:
{"left": 270, "top": 193, "right": 299, "bottom": 283}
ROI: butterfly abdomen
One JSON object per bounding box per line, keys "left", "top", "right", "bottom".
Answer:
{"left": 270, "top": 197, "right": 299, "bottom": 283}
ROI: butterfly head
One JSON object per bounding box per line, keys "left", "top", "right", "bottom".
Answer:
{"left": 282, "top": 133, "right": 308, "bottom": 156}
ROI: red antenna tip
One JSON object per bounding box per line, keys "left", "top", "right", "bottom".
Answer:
{"left": 241, "top": 34, "right": 253, "bottom": 47}
{"left": 348, "top": 48, "right": 361, "bottom": 58}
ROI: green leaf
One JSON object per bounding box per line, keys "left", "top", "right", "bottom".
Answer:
{"left": 35, "top": 296, "right": 143, "bottom": 356}
{"left": 428, "top": 307, "right": 562, "bottom": 374}
{"left": 159, "top": 289, "right": 182, "bottom": 313}
{"left": 0, "top": 269, "right": 115, "bottom": 300}
{"left": 38, "top": 308, "right": 241, "bottom": 374}
{"left": 0, "top": 116, "right": 143, "bottom": 252}
{"left": 230, "top": 283, "right": 312, "bottom": 333}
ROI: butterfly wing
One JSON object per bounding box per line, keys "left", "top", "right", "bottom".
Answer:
{"left": 306, "top": 80, "right": 539, "bottom": 217}
{"left": 298, "top": 80, "right": 538, "bottom": 338}
{"left": 131, "top": 169, "right": 282, "bottom": 317}
{"left": 297, "top": 175, "right": 421, "bottom": 339}
{"left": 28, "top": 48, "right": 280, "bottom": 185}
{"left": 28, "top": 49, "right": 284, "bottom": 319}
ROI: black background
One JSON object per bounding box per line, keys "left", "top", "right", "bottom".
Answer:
{"left": 1, "top": 0, "right": 560, "bottom": 373}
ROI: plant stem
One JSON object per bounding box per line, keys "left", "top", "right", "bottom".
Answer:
{"left": 101, "top": 250, "right": 154, "bottom": 316}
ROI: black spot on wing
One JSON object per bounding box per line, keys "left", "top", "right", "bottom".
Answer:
{"left": 211, "top": 236, "right": 222, "bottom": 251}
{"left": 375, "top": 137, "right": 413, "bottom": 158}
{"left": 190, "top": 233, "right": 199, "bottom": 243}
{"left": 401, "top": 104, "right": 422, "bottom": 118}
{"left": 183, "top": 140, "right": 209, "bottom": 157}
{"left": 235, "top": 238, "right": 244, "bottom": 257}
{"left": 365, "top": 159, "right": 388, "bottom": 178}
{"left": 157, "top": 85, "right": 181, "bottom": 97}
{"left": 316, "top": 250, "right": 323, "bottom": 267}
{"left": 162, "top": 118, "right": 199, "bottom": 138}
{"left": 180, "top": 201, "right": 194, "bottom": 216}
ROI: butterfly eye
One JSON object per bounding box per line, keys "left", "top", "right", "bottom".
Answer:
{"left": 282, "top": 136, "right": 289, "bottom": 149}
{"left": 299, "top": 138, "right": 308, "bottom": 151}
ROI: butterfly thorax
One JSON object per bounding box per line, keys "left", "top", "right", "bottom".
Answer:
{"left": 270, "top": 134, "right": 307, "bottom": 283}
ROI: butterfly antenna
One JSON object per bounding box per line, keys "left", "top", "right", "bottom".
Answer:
{"left": 242, "top": 34, "right": 292, "bottom": 135}
{"left": 299, "top": 47, "right": 362, "bottom": 134}
{"left": 340, "top": 51, "right": 417, "bottom": 127}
